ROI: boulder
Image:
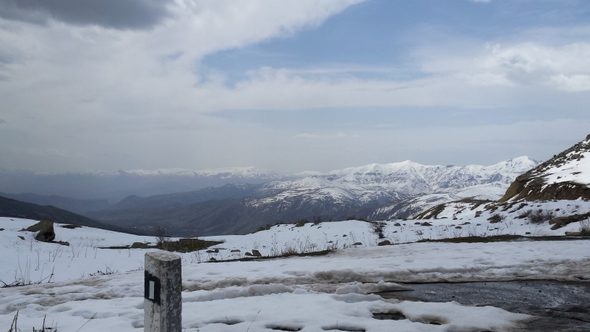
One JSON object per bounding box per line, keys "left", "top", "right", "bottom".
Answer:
{"left": 377, "top": 240, "right": 391, "bottom": 246}
{"left": 26, "top": 220, "right": 55, "bottom": 242}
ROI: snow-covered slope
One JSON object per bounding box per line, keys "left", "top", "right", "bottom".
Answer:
{"left": 528, "top": 135, "right": 590, "bottom": 187}
{"left": 501, "top": 135, "right": 590, "bottom": 201}
{"left": 416, "top": 198, "right": 590, "bottom": 234}
{"left": 418, "top": 135, "right": 590, "bottom": 232}
{"left": 0, "top": 217, "right": 157, "bottom": 285}
{"left": 1, "top": 217, "right": 589, "bottom": 331}
{"left": 1, "top": 210, "right": 583, "bottom": 286}
{"left": 369, "top": 181, "right": 516, "bottom": 220}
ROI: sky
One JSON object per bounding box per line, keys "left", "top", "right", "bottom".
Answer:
{"left": 0, "top": 0, "right": 589, "bottom": 173}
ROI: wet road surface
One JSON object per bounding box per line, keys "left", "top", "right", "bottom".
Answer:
{"left": 377, "top": 280, "right": 590, "bottom": 331}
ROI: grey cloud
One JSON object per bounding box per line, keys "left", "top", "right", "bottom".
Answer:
{"left": 0, "top": 51, "right": 15, "bottom": 64}
{"left": 0, "top": 119, "right": 6, "bottom": 125}
{"left": 0, "top": 0, "right": 173, "bottom": 29}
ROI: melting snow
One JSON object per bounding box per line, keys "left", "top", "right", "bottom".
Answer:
{"left": 1, "top": 217, "right": 589, "bottom": 331}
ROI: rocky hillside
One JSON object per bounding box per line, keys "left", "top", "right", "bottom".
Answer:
{"left": 500, "top": 134, "right": 590, "bottom": 202}
{"left": 417, "top": 134, "right": 590, "bottom": 232}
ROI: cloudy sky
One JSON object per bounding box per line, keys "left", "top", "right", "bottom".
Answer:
{"left": 0, "top": 0, "right": 589, "bottom": 173}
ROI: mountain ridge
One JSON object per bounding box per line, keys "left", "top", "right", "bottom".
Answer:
{"left": 87, "top": 156, "right": 538, "bottom": 235}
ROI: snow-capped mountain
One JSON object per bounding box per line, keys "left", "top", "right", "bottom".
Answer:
{"left": 86, "top": 156, "right": 538, "bottom": 235}
{"left": 329, "top": 156, "right": 536, "bottom": 193}
{"left": 4, "top": 157, "right": 538, "bottom": 235}
{"left": 247, "top": 156, "right": 537, "bottom": 220}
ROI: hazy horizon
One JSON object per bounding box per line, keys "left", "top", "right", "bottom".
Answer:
{"left": 0, "top": 153, "right": 542, "bottom": 175}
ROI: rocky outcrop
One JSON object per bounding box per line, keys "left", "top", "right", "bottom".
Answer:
{"left": 500, "top": 134, "right": 590, "bottom": 202}
{"left": 25, "top": 220, "right": 56, "bottom": 242}
{"left": 500, "top": 180, "right": 590, "bottom": 202}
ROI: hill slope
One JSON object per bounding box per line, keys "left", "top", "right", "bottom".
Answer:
{"left": 0, "top": 195, "right": 132, "bottom": 232}
{"left": 501, "top": 134, "right": 590, "bottom": 201}
{"left": 418, "top": 134, "right": 590, "bottom": 231}
{"left": 0, "top": 192, "right": 111, "bottom": 214}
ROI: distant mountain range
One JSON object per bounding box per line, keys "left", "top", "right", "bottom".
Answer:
{"left": 250, "top": 156, "right": 537, "bottom": 221}
{"left": 4, "top": 133, "right": 590, "bottom": 237}
{"left": 79, "top": 157, "right": 534, "bottom": 235}
{"left": 0, "top": 155, "right": 544, "bottom": 236}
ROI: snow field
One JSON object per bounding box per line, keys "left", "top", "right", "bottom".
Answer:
{"left": 3, "top": 205, "right": 589, "bottom": 286}
{"left": 205, "top": 200, "right": 590, "bottom": 260}
{"left": 2, "top": 216, "right": 590, "bottom": 331}
{"left": 544, "top": 151, "right": 590, "bottom": 186}
{"left": 0, "top": 217, "right": 160, "bottom": 285}
{"left": 0, "top": 283, "right": 529, "bottom": 332}
{"left": 411, "top": 199, "right": 590, "bottom": 238}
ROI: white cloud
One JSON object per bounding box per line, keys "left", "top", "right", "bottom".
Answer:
{"left": 478, "top": 42, "right": 590, "bottom": 91}
{"left": 417, "top": 40, "right": 590, "bottom": 91}
{"left": 550, "top": 73, "right": 590, "bottom": 92}
{"left": 0, "top": 0, "right": 364, "bottom": 109}
{"left": 1, "top": 1, "right": 589, "bottom": 172}
{"left": 0, "top": 0, "right": 364, "bottom": 171}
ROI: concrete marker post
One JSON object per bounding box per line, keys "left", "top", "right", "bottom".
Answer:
{"left": 145, "top": 251, "right": 182, "bottom": 332}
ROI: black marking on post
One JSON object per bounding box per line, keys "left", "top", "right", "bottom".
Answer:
{"left": 144, "top": 271, "right": 161, "bottom": 305}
